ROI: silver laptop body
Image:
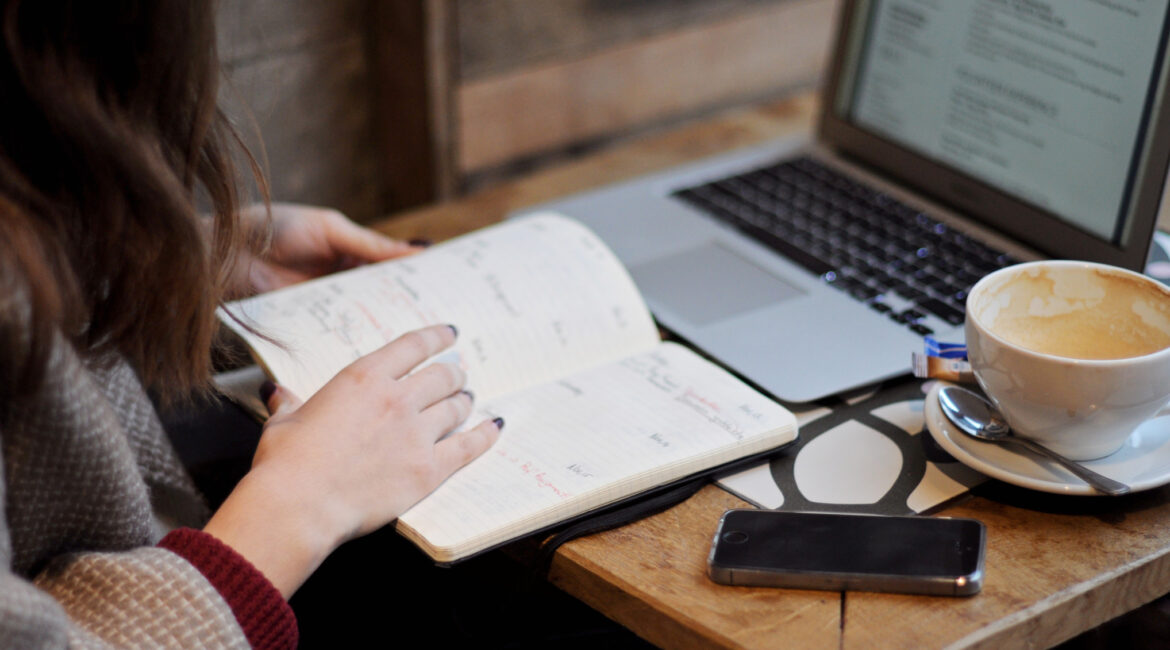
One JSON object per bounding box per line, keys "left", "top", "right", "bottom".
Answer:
{"left": 518, "top": 0, "right": 1170, "bottom": 403}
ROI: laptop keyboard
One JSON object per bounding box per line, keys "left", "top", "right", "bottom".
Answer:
{"left": 673, "top": 156, "right": 1019, "bottom": 336}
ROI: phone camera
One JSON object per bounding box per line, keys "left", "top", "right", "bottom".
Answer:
{"left": 721, "top": 530, "right": 749, "bottom": 544}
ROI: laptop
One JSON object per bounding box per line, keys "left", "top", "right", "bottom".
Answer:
{"left": 517, "top": 0, "right": 1170, "bottom": 403}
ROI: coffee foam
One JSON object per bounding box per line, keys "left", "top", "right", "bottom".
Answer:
{"left": 974, "top": 266, "right": 1170, "bottom": 360}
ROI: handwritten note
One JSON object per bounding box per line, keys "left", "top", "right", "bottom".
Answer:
{"left": 396, "top": 342, "right": 796, "bottom": 557}
{"left": 220, "top": 214, "right": 660, "bottom": 400}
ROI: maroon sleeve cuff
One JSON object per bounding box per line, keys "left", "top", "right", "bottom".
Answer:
{"left": 159, "top": 527, "right": 298, "bottom": 650}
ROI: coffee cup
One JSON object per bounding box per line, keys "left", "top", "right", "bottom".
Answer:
{"left": 964, "top": 260, "right": 1170, "bottom": 460}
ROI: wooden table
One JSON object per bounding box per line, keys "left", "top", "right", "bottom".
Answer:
{"left": 376, "top": 92, "right": 1170, "bottom": 649}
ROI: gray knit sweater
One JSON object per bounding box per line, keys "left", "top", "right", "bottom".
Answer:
{"left": 0, "top": 332, "right": 252, "bottom": 648}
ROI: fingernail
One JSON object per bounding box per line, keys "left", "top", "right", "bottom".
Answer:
{"left": 447, "top": 324, "right": 458, "bottom": 338}
{"left": 409, "top": 238, "right": 433, "bottom": 247}
{"left": 492, "top": 416, "right": 505, "bottom": 431}
{"left": 259, "top": 380, "right": 277, "bottom": 403}
{"left": 461, "top": 389, "right": 475, "bottom": 402}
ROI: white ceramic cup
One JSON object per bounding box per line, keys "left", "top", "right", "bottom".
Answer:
{"left": 965, "top": 260, "right": 1170, "bottom": 460}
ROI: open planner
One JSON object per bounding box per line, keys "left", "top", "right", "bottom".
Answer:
{"left": 219, "top": 213, "right": 797, "bottom": 563}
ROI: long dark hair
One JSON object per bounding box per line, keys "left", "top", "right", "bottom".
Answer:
{"left": 0, "top": 0, "right": 259, "bottom": 404}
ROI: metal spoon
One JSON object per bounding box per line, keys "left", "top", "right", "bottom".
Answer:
{"left": 938, "top": 385, "right": 1131, "bottom": 496}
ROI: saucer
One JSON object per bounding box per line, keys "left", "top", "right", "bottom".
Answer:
{"left": 924, "top": 382, "right": 1170, "bottom": 495}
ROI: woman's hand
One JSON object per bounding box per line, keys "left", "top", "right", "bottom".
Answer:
{"left": 203, "top": 324, "right": 502, "bottom": 597}
{"left": 235, "top": 203, "right": 424, "bottom": 294}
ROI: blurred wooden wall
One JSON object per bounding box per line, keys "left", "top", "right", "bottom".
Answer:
{"left": 216, "top": 0, "right": 377, "bottom": 220}
{"left": 216, "top": 0, "right": 837, "bottom": 223}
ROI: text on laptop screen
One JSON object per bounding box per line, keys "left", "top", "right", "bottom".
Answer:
{"left": 841, "top": 0, "right": 1170, "bottom": 244}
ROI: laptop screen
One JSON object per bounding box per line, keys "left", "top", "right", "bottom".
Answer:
{"left": 825, "top": 0, "right": 1170, "bottom": 264}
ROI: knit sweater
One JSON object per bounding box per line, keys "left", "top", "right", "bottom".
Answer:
{"left": 0, "top": 330, "right": 296, "bottom": 648}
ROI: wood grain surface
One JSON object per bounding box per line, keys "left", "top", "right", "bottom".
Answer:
{"left": 456, "top": 0, "right": 836, "bottom": 174}
{"left": 375, "top": 91, "right": 1170, "bottom": 648}
{"left": 218, "top": 0, "right": 383, "bottom": 221}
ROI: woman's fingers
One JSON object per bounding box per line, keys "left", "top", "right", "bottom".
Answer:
{"left": 315, "top": 207, "right": 419, "bottom": 263}
{"left": 414, "top": 390, "right": 475, "bottom": 438}
{"left": 347, "top": 324, "right": 457, "bottom": 380}
{"left": 433, "top": 417, "right": 505, "bottom": 474}
{"left": 399, "top": 362, "right": 467, "bottom": 411}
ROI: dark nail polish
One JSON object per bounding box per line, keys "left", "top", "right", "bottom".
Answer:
{"left": 409, "top": 238, "right": 433, "bottom": 247}
{"left": 461, "top": 389, "right": 475, "bottom": 402}
{"left": 259, "top": 380, "right": 277, "bottom": 403}
{"left": 447, "top": 324, "right": 458, "bottom": 338}
{"left": 492, "top": 417, "right": 505, "bottom": 431}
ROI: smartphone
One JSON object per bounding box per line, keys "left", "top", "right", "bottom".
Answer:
{"left": 707, "top": 510, "right": 985, "bottom": 596}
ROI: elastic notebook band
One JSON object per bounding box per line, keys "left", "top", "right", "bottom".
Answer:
{"left": 532, "top": 478, "right": 708, "bottom": 578}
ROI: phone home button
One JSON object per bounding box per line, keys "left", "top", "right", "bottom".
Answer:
{"left": 722, "top": 531, "right": 750, "bottom": 544}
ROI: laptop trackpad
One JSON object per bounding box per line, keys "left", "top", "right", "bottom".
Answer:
{"left": 630, "top": 242, "right": 806, "bottom": 327}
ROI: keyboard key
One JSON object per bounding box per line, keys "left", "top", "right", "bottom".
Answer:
{"left": 903, "top": 289, "right": 931, "bottom": 304}
{"left": 918, "top": 298, "right": 966, "bottom": 325}
{"left": 735, "top": 222, "right": 835, "bottom": 276}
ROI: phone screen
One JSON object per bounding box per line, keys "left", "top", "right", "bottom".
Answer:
{"left": 709, "top": 510, "right": 985, "bottom": 594}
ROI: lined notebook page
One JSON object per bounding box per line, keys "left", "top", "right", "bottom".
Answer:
{"left": 396, "top": 342, "right": 797, "bottom": 563}
{"left": 220, "top": 214, "right": 659, "bottom": 400}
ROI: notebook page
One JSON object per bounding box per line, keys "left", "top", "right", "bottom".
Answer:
{"left": 396, "top": 342, "right": 797, "bottom": 562}
{"left": 219, "top": 213, "right": 659, "bottom": 400}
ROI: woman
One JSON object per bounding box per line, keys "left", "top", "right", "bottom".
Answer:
{"left": 0, "top": 1, "right": 500, "bottom": 647}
